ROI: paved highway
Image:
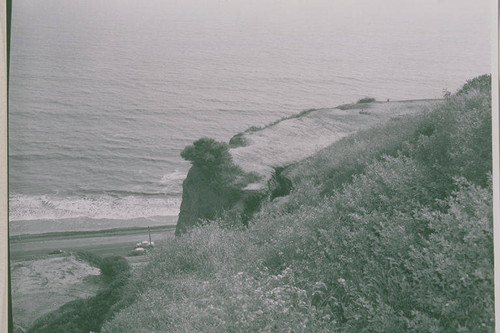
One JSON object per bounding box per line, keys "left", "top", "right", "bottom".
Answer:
{"left": 10, "top": 225, "right": 176, "bottom": 261}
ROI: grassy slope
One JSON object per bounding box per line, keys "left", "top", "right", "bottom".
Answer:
{"left": 230, "top": 99, "right": 441, "bottom": 189}
{"left": 103, "top": 75, "right": 493, "bottom": 332}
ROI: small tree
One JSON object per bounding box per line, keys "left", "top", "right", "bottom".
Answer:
{"left": 181, "top": 138, "right": 232, "bottom": 169}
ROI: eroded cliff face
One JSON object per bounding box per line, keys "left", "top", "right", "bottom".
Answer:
{"left": 175, "top": 163, "right": 290, "bottom": 235}
{"left": 175, "top": 165, "right": 243, "bottom": 235}
{"left": 175, "top": 138, "right": 250, "bottom": 235}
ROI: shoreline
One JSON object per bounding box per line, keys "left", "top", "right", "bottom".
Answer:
{"left": 11, "top": 99, "right": 442, "bottom": 260}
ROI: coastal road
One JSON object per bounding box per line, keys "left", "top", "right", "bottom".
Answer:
{"left": 10, "top": 225, "right": 176, "bottom": 261}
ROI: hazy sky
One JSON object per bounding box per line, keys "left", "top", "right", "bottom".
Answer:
{"left": 15, "top": 0, "right": 493, "bottom": 33}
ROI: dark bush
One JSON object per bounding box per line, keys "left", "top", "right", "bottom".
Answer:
{"left": 181, "top": 138, "right": 232, "bottom": 168}
{"left": 99, "top": 256, "right": 131, "bottom": 282}
{"left": 455, "top": 73, "right": 491, "bottom": 96}
{"left": 357, "top": 97, "right": 376, "bottom": 103}
{"left": 229, "top": 133, "right": 248, "bottom": 147}
{"left": 269, "top": 167, "right": 293, "bottom": 200}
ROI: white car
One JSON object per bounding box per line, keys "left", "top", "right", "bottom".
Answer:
{"left": 136, "top": 240, "right": 155, "bottom": 248}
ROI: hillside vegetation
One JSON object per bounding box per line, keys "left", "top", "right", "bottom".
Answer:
{"left": 229, "top": 98, "right": 439, "bottom": 185}
{"left": 27, "top": 253, "right": 133, "bottom": 333}
{"left": 103, "top": 75, "right": 493, "bottom": 332}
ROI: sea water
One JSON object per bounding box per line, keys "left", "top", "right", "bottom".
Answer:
{"left": 8, "top": 0, "right": 492, "bottom": 234}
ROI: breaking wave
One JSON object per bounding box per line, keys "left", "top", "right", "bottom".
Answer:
{"left": 9, "top": 194, "right": 181, "bottom": 221}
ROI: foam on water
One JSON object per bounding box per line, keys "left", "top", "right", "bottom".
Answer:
{"left": 159, "top": 169, "right": 187, "bottom": 193}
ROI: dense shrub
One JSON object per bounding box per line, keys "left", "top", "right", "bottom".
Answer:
{"left": 357, "top": 97, "right": 376, "bottom": 103}
{"left": 28, "top": 255, "right": 131, "bottom": 333}
{"left": 99, "top": 256, "right": 131, "bottom": 283}
{"left": 455, "top": 74, "right": 491, "bottom": 96}
{"left": 269, "top": 167, "right": 293, "bottom": 200}
{"left": 181, "top": 138, "right": 233, "bottom": 169}
{"left": 104, "top": 76, "right": 493, "bottom": 332}
{"left": 229, "top": 133, "right": 248, "bottom": 147}
{"left": 288, "top": 113, "right": 436, "bottom": 197}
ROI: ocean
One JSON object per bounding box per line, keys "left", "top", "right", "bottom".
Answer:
{"left": 8, "top": 0, "right": 492, "bottom": 235}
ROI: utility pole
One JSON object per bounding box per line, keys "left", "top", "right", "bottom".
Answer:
{"left": 148, "top": 226, "right": 152, "bottom": 246}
